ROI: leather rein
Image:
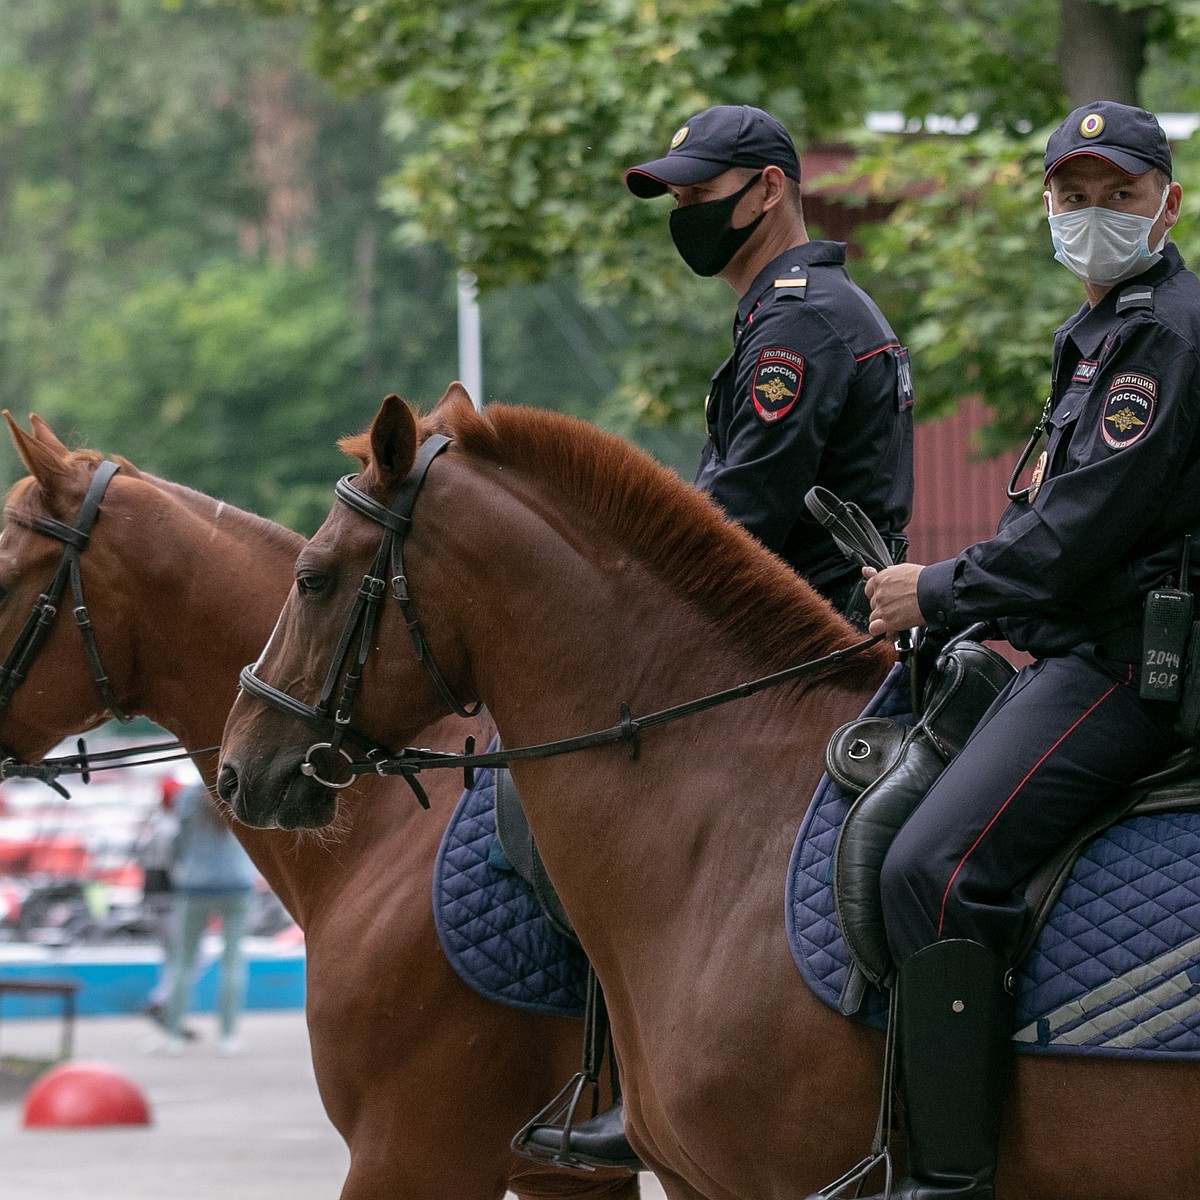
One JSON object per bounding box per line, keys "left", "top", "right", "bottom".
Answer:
{"left": 0, "top": 459, "right": 203, "bottom": 795}
{"left": 238, "top": 435, "right": 885, "bottom": 808}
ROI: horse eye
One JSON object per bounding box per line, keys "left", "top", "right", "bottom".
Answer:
{"left": 295, "top": 572, "right": 328, "bottom": 596}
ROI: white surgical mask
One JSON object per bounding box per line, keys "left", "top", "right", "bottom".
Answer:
{"left": 1047, "top": 186, "right": 1170, "bottom": 286}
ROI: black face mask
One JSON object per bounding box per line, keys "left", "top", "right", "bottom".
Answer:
{"left": 669, "top": 172, "right": 764, "bottom": 277}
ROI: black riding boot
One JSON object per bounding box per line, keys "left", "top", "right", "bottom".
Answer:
{"left": 809, "top": 938, "right": 1012, "bottom": 1200}
{"left": 520, "top": 1098, "right": 642, "bottom": 1171}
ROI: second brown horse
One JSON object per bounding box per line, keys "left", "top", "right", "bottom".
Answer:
{"left": 0, "top": 413, "right": 638, "bottom": 1200}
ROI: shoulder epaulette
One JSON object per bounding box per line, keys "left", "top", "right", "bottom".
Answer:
{"left": 1115, "top": 285, "right": 1154, "bottom": 314}
{"left": 773, "top": 276, "right": 807, "bottom": 298}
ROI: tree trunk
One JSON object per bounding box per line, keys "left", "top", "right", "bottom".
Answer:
{"left": 1057, "top": 0, "right": 1153, "bottom": 108}
{"left": 353, "top": 219, "right": 380, "bottom": 387}
{"left": 242, "top": 67, "right": 317, "bottom": 267}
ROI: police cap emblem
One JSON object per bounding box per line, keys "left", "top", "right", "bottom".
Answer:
{"left": 1080, "top": 113, "right": 1105, "bottom": 138}
{"left": 670, "top": 125, "right": 689, "bottom": 149}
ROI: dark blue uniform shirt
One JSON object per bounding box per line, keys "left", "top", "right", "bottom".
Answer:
{"left": 919, "top": 244, "right": 1200, "bottom": 656}
{"left": 694, "top": 240, "right": 915, "bottom": 593}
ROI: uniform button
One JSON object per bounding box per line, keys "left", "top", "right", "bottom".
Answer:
{"left": 936, "top": 609, "right": 948, "bottom": 622}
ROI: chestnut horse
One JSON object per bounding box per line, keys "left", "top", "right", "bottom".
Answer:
{"left": 220, "top": 386, "right": 1200, "bottom": 1200}
{"left": 0, "top": 413, "right": 639, "bottom": 1200}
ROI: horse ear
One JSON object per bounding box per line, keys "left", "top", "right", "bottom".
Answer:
{"left": 4, "top": 410, "right": 71, "bottom": 491}
{"left": 434, "top": 381, "right": 476, "bottom": 413}
{"left": 28, "top": 414, "right": 71, "bottom": 455}
{"left": 369, "top": 394, "right": 419, "bottom": 490}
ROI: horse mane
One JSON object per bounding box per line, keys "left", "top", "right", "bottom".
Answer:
{"left": 359, "top": 401, "right": 891, "bottom": 689}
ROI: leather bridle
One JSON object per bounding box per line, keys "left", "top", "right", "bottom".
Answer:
{"left": 238, "top": 434, "right": 480, "bottom": 796}
{"left": 0, "top": 459, "right": 131, "bottom": 726}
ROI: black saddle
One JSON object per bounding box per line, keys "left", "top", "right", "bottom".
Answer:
{"left": 829, "top": 639, "right": 1200, "bottom": 1009}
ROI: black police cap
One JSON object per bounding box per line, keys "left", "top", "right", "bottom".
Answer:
{"left": 1044, "top": 101, "right": 1172, "bottom": 183}
{"left": 625, "top": 105, "right": 801, "bottom": 198}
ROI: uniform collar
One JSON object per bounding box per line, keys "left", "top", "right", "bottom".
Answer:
{"left": 736, "top": 241, "right": 847, "bottom": 323}
{"left": 1059, "top": 243, "right": 1184, "bottom": 359}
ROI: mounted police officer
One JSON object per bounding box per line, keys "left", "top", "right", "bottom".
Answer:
{"left": 628, "top": 104, "right": 914, "bottom": 620}
{"left": 524, "top": 102, "right": 915, "bottom": 1172}
{"left": 811, "top": 102, "right": 1199, "bottom": 1200}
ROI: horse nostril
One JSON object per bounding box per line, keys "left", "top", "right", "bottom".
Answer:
{"left": 216, "top": 762, "right": 240, "bottom": 806}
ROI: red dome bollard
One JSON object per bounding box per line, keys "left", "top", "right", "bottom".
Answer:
{"left": 21, "top": 1061, "right": 152, "bottom": 1129}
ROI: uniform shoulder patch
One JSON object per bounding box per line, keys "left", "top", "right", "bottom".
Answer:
{"left": 1101, "top": 371, "right": 1157, "bottom": 450}
{"left": 751, "top": 347, "right": 804, "bottom": 424}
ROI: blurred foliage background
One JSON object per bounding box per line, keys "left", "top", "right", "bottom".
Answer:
{"left": 2, "top": 0, "right": 1199, "bottom": 529}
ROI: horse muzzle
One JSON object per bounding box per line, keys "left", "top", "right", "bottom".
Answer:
{"left": 217, "top": 752, "right": 338, "bottom": 831}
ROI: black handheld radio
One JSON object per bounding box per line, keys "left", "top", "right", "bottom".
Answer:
{"left": 1141, "top": 535, "right": 1193, "bottom": 703}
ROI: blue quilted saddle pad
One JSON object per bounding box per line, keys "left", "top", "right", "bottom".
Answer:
{"left": 787, "top": 662, "right": 1200, "bottom": 1061}
{"left": 433, "top": 750, "right": 588, "bottom": 1018}
{"left": 433, "top": 667, "right": 1200, "bottom": 1058}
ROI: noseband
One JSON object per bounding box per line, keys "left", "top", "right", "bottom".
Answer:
{"left": 0, "top": 459, "right": 130, "bottom": 726}
{"left": 238, "top": 434, "right": 480, "bottom": 798}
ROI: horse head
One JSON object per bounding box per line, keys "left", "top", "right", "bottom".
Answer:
{"left": 0, "top": 412, "right": 144, "bottom": 760}
{"left": 219, "top": 384, "right": 481, "bottom": 830}
{"left": 0, "top": 411, "right": 303, "bottom": 775}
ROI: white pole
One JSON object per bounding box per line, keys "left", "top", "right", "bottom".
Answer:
{"left": 456, "top": 268, "right": 483, "bottom": 412}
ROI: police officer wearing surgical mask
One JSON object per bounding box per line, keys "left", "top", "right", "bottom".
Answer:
{"left": 633, "top": 105, "right": 915, "bottom": 619}
{"left": 521, "top": 104, "right": 915, "bottom": 1175}
{"left": 810, "top": 102, "right": 1200, "bottom": 1200}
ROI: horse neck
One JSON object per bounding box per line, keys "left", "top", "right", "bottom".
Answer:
{"left": 116, "top": 481, "right": 298, "bottom": 750}
{"left": 108, "top": 481, "right": 366, "bottom": 921}
{"left": 421, "top": 450, "right": 880, "bottom": 717}
{"left": 415, "top": 458, "right": 886, "bottom": 873}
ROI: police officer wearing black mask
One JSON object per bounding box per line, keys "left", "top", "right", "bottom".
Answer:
{"left": 812, "top": 102, "right": 1199, "bottom": 1200}
{"left": 633, "top": 104, "right": 914, "bottom": 621}
{"left": 522, "top": 103, "right": 916, "bottom": 1175}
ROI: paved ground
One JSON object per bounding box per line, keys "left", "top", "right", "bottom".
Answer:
{"left": 0, "top": 1010, "right": 667, "bottom": 1199}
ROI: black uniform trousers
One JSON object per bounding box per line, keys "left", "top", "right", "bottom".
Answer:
{"left": 880, "top": 645, "right": 1182, "bottom": 966}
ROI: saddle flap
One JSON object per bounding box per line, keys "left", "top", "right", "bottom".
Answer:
{"left": 830, "top": 640, "right": 1015, "bottom": 988}
{"left": 825, "top": 717, "right": 908, "bottom": 797}
{"left": 833, "top": 733, "right": 946, "bottom": 988}
{"left": 493, "top": 762, "right": 577, "bottom": 942}
{"left": 494, "top": 764, "right": 538, "bottom": 882}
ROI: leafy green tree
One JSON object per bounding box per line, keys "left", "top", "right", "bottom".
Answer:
{"left": 5, "top": 0, "right": 1199, "bottom": 528}
{"left": 239, "top": 0, "right": 1200, "bottom": 445}
{"left": 0, "top": 0, "right": 373, "bottom": 524}
{"left": 0, "top": 1, "right": 673, "bottom": 527}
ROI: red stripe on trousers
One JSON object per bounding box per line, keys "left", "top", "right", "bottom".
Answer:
{"left": 935, "top": 675, "right": 1124, "bottom": 938}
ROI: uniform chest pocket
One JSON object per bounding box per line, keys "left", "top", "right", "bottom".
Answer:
{"left": 1046, "top": 398, "right": 1084, "bottom": 474}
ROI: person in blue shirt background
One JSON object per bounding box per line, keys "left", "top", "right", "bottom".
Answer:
{"left": 156, "top": 782, "right": 258, "bottom": 1055}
